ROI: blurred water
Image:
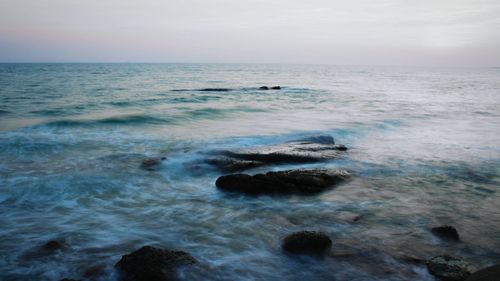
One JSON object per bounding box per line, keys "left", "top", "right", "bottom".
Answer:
{"left": 0, "top": 63, "right": 499, "bottom": 280}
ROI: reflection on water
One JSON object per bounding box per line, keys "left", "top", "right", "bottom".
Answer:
{"left": 0, "top": 64, "right": 499, "bottom": 280}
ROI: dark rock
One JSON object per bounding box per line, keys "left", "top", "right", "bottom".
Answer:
{"left": 216, "top": 169, "right": 350, "bottom": 195}
{"left": 427, "top": 255, "right": 476, "bottom": 281}
{"left": 282, "top": 231, "right": 332, "bottom": 255}
{"left": 141, "top": 158, "right": 163, "bottom": 171}
{"left": 205, "top": 137, "right": 347, "bottom": 172}
{"left": 198, "top": 88, "right": 231, "bottom": 92}
{"left": 115, "top": 245, "right": 197, "bottom": 281}
{"left": 206, "top": 158, "right": 264, "bottom": 172}
{"left": 465, "top": 264, "right": 500, "bottom": 281}
{"left": 258, "top": 86, "right": 269, "bottom": 90}
{"left": 432, "top": 226, "right": 460, "bottom": 241}
{"left": 270, "top": 86, "right": 281, "bottom": 90}
{"left": 42, "top": 239, "right": 69, "bottom": 252}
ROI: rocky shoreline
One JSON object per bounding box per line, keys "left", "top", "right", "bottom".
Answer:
{"left": 24, "top": 135, "right": 498, "bottom": 281}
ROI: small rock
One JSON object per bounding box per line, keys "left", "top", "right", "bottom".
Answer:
{"left": 427, "top": 255, "right": 476, "bottom": 281}
{"left": 465, "top": 264, "right": 500, "bottom": 281}
{"left": 140, "top": 158, "right": 163, "bottom": 171}
{"left": 432, "top": 226, "right": 460, "bottom": 241}
{"left": 282, "top": 231, "right": 332, "bottom": 255}
{"left": 42, "top": 239, "right": 69, "bottom": 252}
{"left": 215, "top": 169, "right": 350, "bottom": 195}
{"left": 258, "top": 86, "right": 269, "bottom": 90}
{"left": 115, "top": 245, "right": 197, "bottom": 281}
{"left": 270, "top": 86, "right": 281, "bottom": 90}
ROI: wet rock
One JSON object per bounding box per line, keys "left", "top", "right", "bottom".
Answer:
{"left": 282, "top": 231, "right": 332, "bottom": 255}
{"left": 206, "top": 158, "right": 264, "bottom": 172}
{"left": 270, "top": 86, "right": 281, "bottom": 90}
{"left": 115, "top": 245, "right": 197, "bottom": 281}
{"left": 432, "top": 226, "right": 460, "bottom": 241}
{"left": 42, "top": 239, "right": 69, "bottom": 252}
{"left": 399, "top": 254, "right": 426, "bottom": 265}
{"left": 216, "top": 169, "right": 350, "bottom": 195}
{"left": 427, "top": 255, "right": 476, "bottom": 281}
{"left": 465, "top": 264, "right": 500, "bottom": 281}
{"left": 259, "top": 86, "right": 269, "bottom": 90}
{"left": 140, "top": 158, "right": 164, "bottom": 171}
{"left": 198, "top": 88, "right": 231, "bottom": 92}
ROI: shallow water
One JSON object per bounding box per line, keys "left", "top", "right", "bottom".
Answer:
{"left": 0, "top": 63, "right": 499, "bottom": 280}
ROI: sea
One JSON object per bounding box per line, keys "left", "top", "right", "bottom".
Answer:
{"left": 0, "top": 63, "right": 499, "bottom": 281}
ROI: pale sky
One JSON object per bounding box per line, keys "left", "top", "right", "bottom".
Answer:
{"left": 1, "top": 0, "right": 499, "bottom": 66}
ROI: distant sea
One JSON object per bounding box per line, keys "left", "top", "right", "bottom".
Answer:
{"left": 0, "top": 63, "right": 499, "bottom": 280}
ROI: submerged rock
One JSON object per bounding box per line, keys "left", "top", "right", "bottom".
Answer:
{"left": 207, "top": 137, "right": 347, "bottom": 172}
{"left": 41, "top": 239, "right": 69, "bottom": 252}
{"left": 294, "top": 135, "right": 335, "bottom": 145}
{"left": 140, "top": 158, "right": 165, "bottom": 171}
{"left": 115, "top": 246, "right": 197, "bottom": 281}
{"left": 282, "top": 231, "right": 332, "bottom": 255}
{"left": 427, "top": 255, "right": 475, "bottom": 281}
{"left": 432, "top": 226, "right": 460, "bottom": 241}
{"left": 465, "top": 264, "right": 500, "bottom": 281}
{"left": 216, "top": 169, "right": 350, "bottom": 195}
{"left": 84, "top": 264, "right": 108, "bottom": 279}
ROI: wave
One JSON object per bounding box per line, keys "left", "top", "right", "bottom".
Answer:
{"left": 0, "top": 110, "right": 10, "bottom": 115}
{"left": 36, "top": 114, "right": 177, "bottom": 128}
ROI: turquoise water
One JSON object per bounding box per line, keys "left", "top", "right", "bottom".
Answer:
{"left": 0, "top": 63, "right": 499, "bottom": 280}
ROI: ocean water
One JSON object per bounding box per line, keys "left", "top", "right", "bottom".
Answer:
{"left": 0, "top": 63, "right": 499, "bottom": 281}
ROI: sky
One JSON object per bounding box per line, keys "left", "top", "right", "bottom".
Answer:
{"left": 0, "top": 0, "right": 499, "bottom": 66}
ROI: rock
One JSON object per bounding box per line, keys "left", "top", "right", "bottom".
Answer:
{"left": 270, "top": 86, "right": 281, "bottom": 90}
{"left": 259, "top": 86, "right": 269, "bottom": 90}
{"left": 207, "top": 140, "right": 347, "bottom": 172}
{"left": 465, "top": 264, "right": 500, "bottom": 281}
{"left": 282, "top": 231, "right": 332, "bottom": 255}
{"left": 198, "top": 88, "right": 231, "bottom": 92}
{"left": 42, "top": 239, "right": 69, "bottom": 252}
{"left": 215, "top": 169, "right": 350, "bottom": 195}
{"left": 140, "top": 158, "right": 163, "bottom": 171}
{"left": 59, "top": 279, "right": 80, "bottom": 281}
{"left": 432, "top": 226, "right": 460, "bottom": 241}
{"left": 206, "top": 158, "right": 264, "bottom": 172}
{"left": 115, "top": 245, "right": 197, "bottom": 281}
{"left": 427, "top": 255, "right": 476, "bottom": 281}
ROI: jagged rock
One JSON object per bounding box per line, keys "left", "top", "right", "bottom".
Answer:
{"left": 115, "top": 246, "right": 196, "bottom": 281}
{"left": 465, "top": 264, "right": 500, "bottom": 281}
{"left": 216, "top": 169, "right": 350, "bottom": 195}
{"left": 282, "top": 231, "right": 332, "bottom": 255}
{"left": 432, "top": 226, "right": 460, "bottom": 241}
{"left": 427, "top": 255, "right": 476, "bottom": 281}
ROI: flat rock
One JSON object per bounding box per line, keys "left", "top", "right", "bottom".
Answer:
{"left": 427, "top": 255, "right": 476, "bottom": 281}
{"left": 432, "top": 226, "right": 460, "bottom": 241}
{"left": 282, "top": 231, "right": 332, "bottom": 255}
{"left": 115, "top": 246, "right": 197, "bottom": 281}
{"left": 215, "top": 169, "right": 350, "bottom": 195}
{"left": 465, "top": 264, "right": 500, "bottom": 281}
{"left": 207, "top": 137, "right": 347, "bottom": 172}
